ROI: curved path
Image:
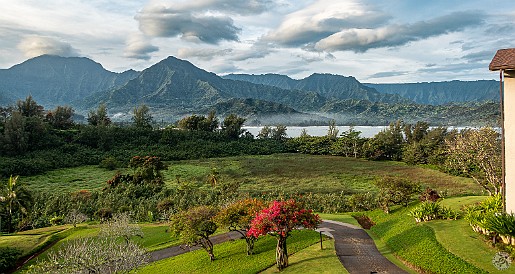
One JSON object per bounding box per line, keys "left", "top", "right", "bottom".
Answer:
{"left": 149, "top": 221, "right": 408, "bottom": 273}
{"left": 149, "top": 231, "right": 243, "bottom": 262}
{"left": 319, "top": 220, "right": 407, "bottom": 274}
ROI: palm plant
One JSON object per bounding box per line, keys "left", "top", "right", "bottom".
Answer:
{"left": 0, "top": 176, "right": 32, "bottom": 233}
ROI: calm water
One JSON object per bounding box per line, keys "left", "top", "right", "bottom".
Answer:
{"left": 244, "top": 126, "right": 388, "bottom": 138}
{"left": 244, "top": 125, "right": 478, "bottom": 138}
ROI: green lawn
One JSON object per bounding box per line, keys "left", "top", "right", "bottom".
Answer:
{"left": 165, "top": 154, "right": 481, "bottom": 196}
{"left": 358, "top": 196, "right": 502, "bottom": 274}
{"left": 427, "top": 219, "right": 502, "bottom": 273}
{"left": 21, "top": 165, "right": 126, "bottom": 192}
{"left": 20, "top": 154, "right": 482, "bottom": 196}
{"left": 260, "top": 239, "right": 346, "bottom": 274}
{"left": 13, "top": 223, "right": 179, "bottom": 273}
{"left": 135, "top": 230, "right": 321, "bottom": 274}
{"left": 424, "top": 196, "right": 503, "bottom": 273}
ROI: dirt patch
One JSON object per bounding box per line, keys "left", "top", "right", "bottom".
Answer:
{"left": 353, "top": 215, "right": 376, "bottom": 230}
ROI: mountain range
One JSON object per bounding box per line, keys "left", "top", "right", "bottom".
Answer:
{"left": 0, "top": 55, "right": 500, "bottom": 126}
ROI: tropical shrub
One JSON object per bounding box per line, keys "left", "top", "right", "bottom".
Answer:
{"left": 463, "top": 194, "right": 502, "bottom": 235}
{"left": 409, "top": 202, "right": 459, "bottom": 223}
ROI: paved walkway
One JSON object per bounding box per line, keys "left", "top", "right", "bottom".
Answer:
{"left": 149, "top": 231, "right": 244, "bottom": 262}
{"left": 149, "top": 221, "right": 408, "bottom": 273}
{"left": 319, "top": 220, "right": 407, "bottom": 274}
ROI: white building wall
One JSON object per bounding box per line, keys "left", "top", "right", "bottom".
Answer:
{"left": 505, "top": 71, "right": 515, "bottom": 213}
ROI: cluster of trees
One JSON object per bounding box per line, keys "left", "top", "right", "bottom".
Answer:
{"left": 170, "top": 199, "right": 320, "bottom": 270}
{"left": 287, "top": 121, "right": 501, "bottom": 196}
{"left": 0, "top": 97, "right": 289, "bottom": 177}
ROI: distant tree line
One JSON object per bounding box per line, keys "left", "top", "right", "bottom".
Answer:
{"left": 0, "top": 97, "right": 289, "bottom": 177}
{"left": 287, "top": 120, "right": 501, "bottom": 196}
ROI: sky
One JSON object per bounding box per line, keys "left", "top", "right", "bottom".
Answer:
{"left": 1, "top": 0, "right": 514, "bottom": 83}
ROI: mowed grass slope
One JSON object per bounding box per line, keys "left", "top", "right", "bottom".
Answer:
{"left": 21, "top": 154, "right": 482, "bottom": 195}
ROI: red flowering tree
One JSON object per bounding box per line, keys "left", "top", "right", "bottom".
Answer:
{"left": 247, "top": 199, "right": 321, "bottom": 270}
{"left": 215, "top": 198, "right": 265, "bottom": 255}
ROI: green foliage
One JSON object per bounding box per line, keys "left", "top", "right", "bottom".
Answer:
{"left": 222, "top": 113, "right": 246, "bottom": 139}
{"left": 87, "top": 103, "right": 111, "bottom": 127}
{"left": 363, "top": 120, "right": 404, "bottom": 161}
{"left": 99, "top": 156, "right": 120, "bottom": 170}
{"left": 348, "top": 192, "right": 377, "bottom": 212}
{"left": 0, "top": 246, "right": 22, "bottom": 273}
{"left": 132, "top": 105, "right": 153, "bottom": 129}
{"left": 484, "top": 213, "right": 515, "bottom": 238}
{"left": 17, "top": 96, "right": 44, "bottom": 118}
{"left": 0, "top": 175, "right": 32, "bottom": 232}
{"left": 463, "top": 194, "right": 503, "bottom": 235}
{"left": 409, "top": 202, "right": 459, "bottom": 222}
{"left": 177, "top": 111, "right": 219, "bottom": 132}
{"left": 169, "top": 205, "right": 219, "bottom": 261}
{"left": 375, "top": 176, "right": 421, "bottom": 213}
{"left": 363, "top": 206, "right": 486, "bottom": 273}
{"left": 49, "top": 215, "right": 64, "bottom": 226}
{"left": 128, "top": 156, "right": 166, "bottom": 185}
{"left": 215, "top": 198, "right": 265, "bottom": 255}
{"left": 331, "top": 126, "right": 365, "bottom": 157}
{"left": 45, "top": 106, "right": 74, "bottom": 130}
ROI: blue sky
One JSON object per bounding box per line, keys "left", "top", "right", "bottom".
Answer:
{"left": 0, "top": 0, "right": 514, "bottom": 83}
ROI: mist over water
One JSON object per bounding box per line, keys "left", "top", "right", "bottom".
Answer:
{"left": 244, "top": 126, "right": 483, "bottom": 138}
{"left": 244, "top": 126, "right": 388, "bottom": 138}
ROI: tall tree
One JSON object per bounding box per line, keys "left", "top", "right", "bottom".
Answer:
{"left": 87, "top": 103, "right": 111, "bottom": 127}
{"left": 132, "top": 105, "right": 153, "bottom": 129}
{"left": 271, "top": 125, "right": 288, "bottom": 140}
{"left": 222, "top": 114, "right": 246, "bottom": 139}
{"left": 2, "top": 111, "right": 28, "bottom": 155}
{"left": 45, "top": 106, "right": 74, "bottom": 130}
{"left": 445, "top": 127, "right": 501, "bottom": 195}
{"left": 327, "top": 120, "right": 339, "bottom": 139}
{"left": 16, "top": 96, "right": 43, "bottom": 118}
{"left": 0, "top": 175, "right": 32, "bottom": 233}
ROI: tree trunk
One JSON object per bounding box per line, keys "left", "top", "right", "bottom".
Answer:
{"left": 276, "top": 236, "right": 288, "bottom": 270}
{"left": 246, "top": 237, "right": 255, "bottom": 255}
{"left": 200, "top": 237, "right": 215, "bottom": 262}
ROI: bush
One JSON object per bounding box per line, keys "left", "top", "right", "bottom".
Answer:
{"left": 0, "top": 247, "right": 22, "bottom": 273}
{"left": 464, "top": 194, "right": 502, "bottom": 234}
{"left": 348, "top": 192, "right": 377, "bottom": 212}
{"left": 375, "top": 176, "right": 421, "bottom": 213}
{"left": 49, "top": 215, "right": 64, "bottom": 226}
{"left": 409, "top": 202, "right": 459, "bottom": 222}
{"left": 99, "top": 156, "right": 120, "bottom": 170}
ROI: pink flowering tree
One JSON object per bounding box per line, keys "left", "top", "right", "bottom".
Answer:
{"left": 247, "top": 199, "right": 321, "bottom": 270}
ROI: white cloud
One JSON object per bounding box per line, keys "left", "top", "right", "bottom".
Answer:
{"left": 314, "top": 11, "right": 485, "bottom": 52}
{"left": 177, "top": 48, "right": 233, "bottom": 60}
{"left": 17, "top": 36, "right": 80, "bottom": 58}
{"left": 264, "top": 0, "right": 390, "bottom": 47}
{"left": 124, "top": 34, "right": 159, "bottom": 60}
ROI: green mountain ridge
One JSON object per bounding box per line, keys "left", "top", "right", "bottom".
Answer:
{"left": 0, "top": 55, "right": 139, "bottom": 108}
{"left": 0, "top": 55, "right": 501, "bottom": 126}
